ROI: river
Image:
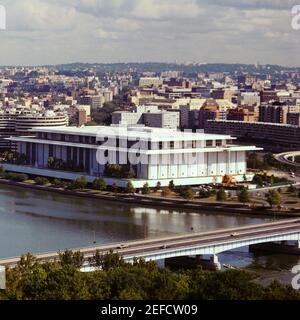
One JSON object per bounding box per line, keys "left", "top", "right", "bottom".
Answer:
{"left": 0, "top": 184, "right": 298, "bottom": 286}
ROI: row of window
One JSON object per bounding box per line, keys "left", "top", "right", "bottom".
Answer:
{"left": 36, "top": 133, "right": 230, "bottom": 150}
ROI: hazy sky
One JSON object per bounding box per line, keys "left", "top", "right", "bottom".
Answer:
{"left": 0, "top": 0, "right": 299, "bottom": 66}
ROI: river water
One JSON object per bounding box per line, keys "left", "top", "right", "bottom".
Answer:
{"left": 0, "top": 184, "right": 298, "bottom": 286}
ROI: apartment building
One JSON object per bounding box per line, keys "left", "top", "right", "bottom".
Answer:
{"left": 205, "top": 120, "right": 300, "bottom": 150}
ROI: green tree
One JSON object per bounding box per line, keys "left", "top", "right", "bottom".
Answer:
{"left": 59, "top": 250, "right": 85, "bottom": 269}
{"left": 266, "top": 190, "right": 282, "bottom": 208}
{"left": 70, "top": 176, "right": 88, "bottom": 190}
{"left": 238, "top": 188, "right": 250, "bottom": 204}
{"left": 17, "top": 253, "right": 38, "bottom": 273}
{"left": 93, "top": 178, "right": 106, "bottom": 191}
{"left": 263, "top": 280, "right": 300, "bottom": 300}
{"left": 91, "top": 250, "right": 126, "bottom": 271}
{"left": 111, "top": 183, "right": 119, "bottom": 193}
{"left": 253, "top": 175, "right": 264, "bottom": 187}
{"left": 104, "top": 164, "right": 122, "bottom": 178}
{"left": 3, "top": 252, "right": 300, "bottom": 300}
{"left": 169, "top": 180, "right": 175, "bottom": 191}
{"left": 122, "top": 167, "right": 136, "bottom": 179}
{"left": 5, "top": 173, "right": 28, "bottom": 182}
{"left": 125, "top": 181, "right": 135, "bottom": 194}
{"left": 35, "top": 177, "right": 49, "bottom": 186}
{"left": 179, "top": 186, "right": 195, "bottom": 200}
{"left": 0, "top": 166, "right": 5, "bottom": 178}
{"left": 91, "top": 101, "right": 120, "bottom": 125}
{"left": 52, "top": 178, "right": 64, "bottom": 188}
{"left": 142, "top": 183, "right": 150, "bottom": 195}
{"left": 216, "top": 188, "right": 227, "bottom": 202}
{"left": 47, "top": 157, "right": 55, "bottom": 169}
{"left": 155, "top": 182, "right": 162, "bottom": 192}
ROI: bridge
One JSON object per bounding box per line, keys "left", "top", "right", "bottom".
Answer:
{"left": 275, "top": 151, "right": 300, "bottom": 168}
{"left": 1, "top": 219, "right": 300, "bottom": 270}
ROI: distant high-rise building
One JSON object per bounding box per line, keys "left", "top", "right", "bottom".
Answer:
{"left": 139, "top": 77, "right": 162, "bottom": 88}
{"left": 260, "top": 90, "right": 278, "bottom": 103}
{"left": 238, "top": 92, "right": 260, "bottom": 107}
{"left": 287, "top": 112, "right": 300, "bottom": 126}
{"left": 112, "top": 105, "right": 180, "bottom": 130}
{"left": 259, "top": 104, "right": 289, "bottom": 124}
{"left": 80, "top": 95, "right": 103, "bottom": 110}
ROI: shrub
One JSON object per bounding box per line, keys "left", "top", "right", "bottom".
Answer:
{"left": 92, "top": 178, "right": 106, "bottom": 191}
{"left": 0, "top": 166, "right": 5, "bottom": 178}
{"left": 266, "top": 190, "right": 282, "bottom": 208}
{"left": 216, "top": 188, "right": 227, "bottom": 202}
{"left": 125, "top": 181, "right": 135, "bottom": 194}
{"left": 155, "top": 182, "right": 162, "bottom": 192}
{"left": 169, "top": 180, "right": 175, "bottom": 191}
{"left": 70, "top": 176, "right": 88, "bottom": 190}
{"left": 111, "top": 183, "right": 119, "bottom": 193}
{"left": 161, "top": 187, "right": 172, "bottom": 197}
{"left": 35, "top": 177, "right": 49, "bottom": 186}
{"left": 237, "top": 188, "right": 250, "bottom": 204}
{"left": 104, "top": 164, "right": 136, "bottom": 179}
{"left": 5, "top": 172, "right": 28, "bottom": 182}
{"left": 52, "top": 178, "right": 64, "bottom": 188}
{"left": 179, "top": 186, "right": 195, "bottom": 200}
{"left": 142, "top": 183, "right": 150, "bottom": 195}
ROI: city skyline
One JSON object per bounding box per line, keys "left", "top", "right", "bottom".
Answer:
{"left": 0, "top": 0, "right": 299, "bottom": 67}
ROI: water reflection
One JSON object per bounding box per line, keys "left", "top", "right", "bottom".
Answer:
{"left": 0, "top": 185, "right": 270, "bottom": 259}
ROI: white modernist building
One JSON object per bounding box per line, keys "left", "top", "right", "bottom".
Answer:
{"left": 6, "top": 126, "right": 261, "bottom": 188}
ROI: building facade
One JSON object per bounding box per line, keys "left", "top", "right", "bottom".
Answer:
{"left": 0, "top": 110, "right": 69, "bottom": 151}
{"left": 112, "top": 106, "right": 180, "bottom": 130}
{"left": 6, "top": 126, "right": 260, "bottom": 188}
{"left": 205, "top": 120, "right": 300, "bottom": 151}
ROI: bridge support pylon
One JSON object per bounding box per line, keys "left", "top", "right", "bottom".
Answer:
{"left": 210, "top": 255, "right": 221, "bottom": 271}
{"left": 195, "top": 255, "right": 221, "bottom": 271}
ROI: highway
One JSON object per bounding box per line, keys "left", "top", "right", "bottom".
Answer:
{"left": 1, "top": 219, "right": 300, "bottom": 267}
{"left": 275, "top": 151, "right": 300, "bottom": 169}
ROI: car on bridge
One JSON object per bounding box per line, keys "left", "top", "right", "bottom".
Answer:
{"left": 230, "top": 233, "right": 239, "bottom": 237}
{"left": 117, "top": 244, "right": 128, "bottom": 249}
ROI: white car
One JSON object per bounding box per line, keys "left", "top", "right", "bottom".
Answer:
{"left": 117, "top": 244, "right": 128, "bottom": 249}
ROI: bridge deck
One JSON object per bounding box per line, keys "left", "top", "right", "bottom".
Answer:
{"left": 1, "top": 219, "right": 300, "bottom": 267}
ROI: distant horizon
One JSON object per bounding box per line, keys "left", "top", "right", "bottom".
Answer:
{"left": 1, "top": 61, "right": 299, "bottom": 69}
{"left": 0, "top": 1, "right": 299, "bottom": 67}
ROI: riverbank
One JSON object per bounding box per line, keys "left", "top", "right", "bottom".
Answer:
{"left": 0, "top": 178, "right": 299, "bottom": 218}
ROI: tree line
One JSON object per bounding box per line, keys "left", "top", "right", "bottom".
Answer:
{"left": 1, "top": 251, "right": 300, "bottom": 300}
